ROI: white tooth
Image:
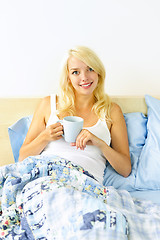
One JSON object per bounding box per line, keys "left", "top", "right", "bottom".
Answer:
{"left": 82, "top": 83, "right": 90, "bottom": 87}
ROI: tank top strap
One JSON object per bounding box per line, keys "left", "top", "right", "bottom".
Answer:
{"left": 50, "top": 94, "right": 57, "bottom": 114}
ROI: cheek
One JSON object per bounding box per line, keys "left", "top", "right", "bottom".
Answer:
{"left": 93, "top": 75, "right": 99, "bottom": 85}
{"left": 69, "top": 78, "right": 78, "bottom": 89}
{"left": 68, "top": 76, "right": 76, "bottom": 87}
{"left": 91, "top": 72, "right": 98, "bottom": 81}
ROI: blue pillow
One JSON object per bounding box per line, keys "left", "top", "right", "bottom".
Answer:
{"left": 8, "top": 116, "right": 32, "bottom": 162}
{"left": 103, "top": 112, "right": 147, "bottom": 191}
{"left": 135, "top": 95, "right": 160, "bottom": 190}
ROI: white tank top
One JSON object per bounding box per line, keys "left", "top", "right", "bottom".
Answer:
{"left": 41, "top": 94, "right": 111, "bottom": 184}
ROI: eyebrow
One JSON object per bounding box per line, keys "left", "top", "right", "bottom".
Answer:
{"left": 69, "top": 68, "right": 79, "bottom": 71}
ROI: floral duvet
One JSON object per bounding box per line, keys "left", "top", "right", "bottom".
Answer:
{"left": 0, "top": 155, "right": 160, "bottom": 240}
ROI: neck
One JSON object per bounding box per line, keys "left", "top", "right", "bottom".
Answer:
{"left": 74, "top": 93, "right": 95, "bottom": 110}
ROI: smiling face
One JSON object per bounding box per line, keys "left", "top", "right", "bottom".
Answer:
{"left": 68, "top": 56, "right": 99, "bottom": 97}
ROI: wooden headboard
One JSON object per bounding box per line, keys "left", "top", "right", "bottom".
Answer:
{"left": 0, "top": 96, "right": 148, "bottom": 166}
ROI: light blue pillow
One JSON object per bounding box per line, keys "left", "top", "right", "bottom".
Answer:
{"left": 135, "top": 95, "right": 160, "bottom": 190}
{"left": 8, "top": 116, "right": 32, "bottom": 162}
{"left": 103, "top": 112, "right": 147, "bottom": 191}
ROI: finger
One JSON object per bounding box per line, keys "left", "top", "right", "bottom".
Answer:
{"left": 70, "top": 142, "right": 76, "bottom": 146}
{"left": 77, "top": 133, "right": 87, "bottom": 150}
{"left": 55, "top": 125, "right": 63, "bottom": 132}
{"left": 82, "top": 135, "right": 88, "bottom": 149}
{"left": 48, "top": 123, "right": 62, "bottom": 132}
{"left": 80, "top": 135, "right": 86, "bottom": 149}
{"left": 50, "top": 122, "right": 62, "bottom": 128}
{"left": 56, "top": 135, "right": 63, "bottom": 139}
{"left": 76, "top": 130, "right": 89, "bottom": 149}
{"left": 50, "top": 125, "right": 63, "bottom": 135}
{"left": 76, "top": 132, "right": 84, "bottom": 149}
{"left": 81, "top": 135, "right": 89, "bottom": 150}
{"left": 55, "top": 130, "right": 63, "bottom": 137}
{"left": 49, "top": 127, "right": 63, "bottom": 139}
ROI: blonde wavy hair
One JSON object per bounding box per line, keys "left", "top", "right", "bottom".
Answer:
{"left": 57, "top": 46, "right": 112, "bottom": 122}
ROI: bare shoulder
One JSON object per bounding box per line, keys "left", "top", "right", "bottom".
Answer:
{"left": 40, "top": 96, "right": 51, "bottom": 122}
{"left": 32, "top": 96, "right": 51, "bottom": 124}
{"left": 36, "top": 96, "right": 50, "bottom": 111}
{"left": 110, "top": 102, "right": 124, "bottom": 122}
{"left": 40, "top": 96, "right": 50, "bottom": 107}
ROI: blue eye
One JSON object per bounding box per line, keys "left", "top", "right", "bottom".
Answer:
{"left": 72, "top": 71, "right": 79, "bottom": 75}
{"left": 89, "top": 67, "right": 94, "bottom": 72}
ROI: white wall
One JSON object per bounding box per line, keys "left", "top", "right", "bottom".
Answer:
{"left": 0, "top": 0, "right": 160, "bottom": 97}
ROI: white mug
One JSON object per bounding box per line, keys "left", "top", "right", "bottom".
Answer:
{"left": 58, "top": 116, "right": 84, "bottom": 143}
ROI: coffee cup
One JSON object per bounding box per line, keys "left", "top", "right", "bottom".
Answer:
{"left": 58, "top": 116, "right": 84, "bottom": 143}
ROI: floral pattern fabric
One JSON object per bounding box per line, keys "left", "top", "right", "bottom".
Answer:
{"left": 0, "top": 155, "right": 160, "bottom": 239}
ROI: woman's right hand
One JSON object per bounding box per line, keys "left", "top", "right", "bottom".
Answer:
{"left": 19, "top": 96, "right": 63, "bottom": 161}
{"left": 44, "top": 122, "right": 63, "bottom": 142}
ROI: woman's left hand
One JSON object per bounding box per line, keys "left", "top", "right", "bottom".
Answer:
{"left": 70, "top": 129, "right": 103, "bottom": 150}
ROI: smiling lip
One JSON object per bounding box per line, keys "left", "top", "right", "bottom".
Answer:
{"left": 79, "top": 82, "right": 93, "bottom": 88}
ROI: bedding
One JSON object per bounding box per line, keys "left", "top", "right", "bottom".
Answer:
{"left": 103, "top": 112, "right": 147, "bottom": 191}
{"left": 6, "top": 95, "right": 160, "bottom": 191}
{"left": 130, "top": 190, "right": 160, "bottom": 204}
{"left": 8, "top": 111, "right": 148, "bottom": 192}
{"left": 8, "top": 115, "right": 32, "bottom": 162}
{"left": 1, "top": 155, "right": 160, "bottom": 240}
{"left": 8, "top": 112, "right": 148, "bottom": 181}
{"left": 135, "top": 95, "right": 160, "bottom": 190}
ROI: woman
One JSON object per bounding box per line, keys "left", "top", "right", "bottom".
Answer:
{"left": 19, "top": 46, "right": 131, "bottom": 184}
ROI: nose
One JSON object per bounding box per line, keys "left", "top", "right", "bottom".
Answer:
{"left": 81, "top": 71, "right": 88, "bottom": 82}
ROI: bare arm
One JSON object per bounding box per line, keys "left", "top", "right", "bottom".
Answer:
{"left": 19, "top": 96, "right": 63, "bottom": 161}
{"left": 74, "top": 103, "right": 131, "bottom": 177}
{"left": 99, "top": 103, "right": 131, "bottom": 177}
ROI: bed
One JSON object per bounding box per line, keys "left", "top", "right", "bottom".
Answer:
{"left": 1, "top": 95, "right": 160, "bottom": 239}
